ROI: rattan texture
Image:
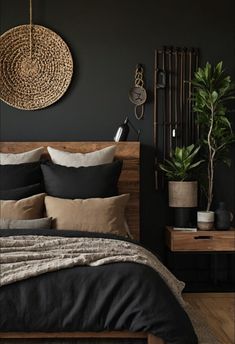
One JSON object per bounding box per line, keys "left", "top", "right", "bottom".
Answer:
{"left": 0, "top": 24, "right": 73, "bottom": 110}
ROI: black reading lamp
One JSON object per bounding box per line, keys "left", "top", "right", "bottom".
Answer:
{"left": 114, "top": 117, "right": 140, "bottom": 142}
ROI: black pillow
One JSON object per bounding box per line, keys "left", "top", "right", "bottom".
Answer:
{"left": 0, "top": 183, "right": 43, "bottom": 200}
{"left": 41, "top": 160, "right": 123, "bottom": 199}
{"left": 0, "top": 162, "right": 43, "bottom": 191}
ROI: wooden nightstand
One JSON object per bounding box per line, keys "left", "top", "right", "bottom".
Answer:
{"left": 166, "top": 227, "right": 235, "bottom": 252}
{"left": 165, "top": 226, "right": 235, "bottom": 291}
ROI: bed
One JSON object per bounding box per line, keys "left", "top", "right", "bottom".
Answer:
{"left": 0, "top": 142, "right": 197, "bottom": 344}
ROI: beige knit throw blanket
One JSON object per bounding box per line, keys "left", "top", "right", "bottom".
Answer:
{"left": 0, "top": 235, "right": 219, "bottom": 344}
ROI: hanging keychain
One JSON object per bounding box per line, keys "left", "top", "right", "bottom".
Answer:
{"left": 128, "top": 64, "right": 147, "bottom": 120}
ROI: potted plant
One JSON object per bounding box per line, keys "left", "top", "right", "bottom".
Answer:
{"left": 159, "top": 144, "right": 204, "bottom": 227}
{"left": 192, "top": 62, "right": 235, "bottom": 230}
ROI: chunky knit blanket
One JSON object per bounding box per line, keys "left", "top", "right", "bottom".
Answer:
{"left": 0, "top": 235, "right": 184, "bottom": 303}
{"left": 0, "top": 235, "right": 219, "bottom": 344}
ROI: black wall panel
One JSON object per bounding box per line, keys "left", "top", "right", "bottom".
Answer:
{"left": 0, "top": 0, "right": 235, "bottom": 259}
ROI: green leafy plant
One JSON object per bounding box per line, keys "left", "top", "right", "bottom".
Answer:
{"left": 159, "top": 145, "right": 204, "bottom": 181}
{"left": 192, "top": 61, "right": 235, "bottom": 211}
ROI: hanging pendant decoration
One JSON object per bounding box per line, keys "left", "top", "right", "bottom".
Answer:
{"left": 128, "top": 64, "right": 147, "bottom": 120}
{"left": 0, "top": 0, "right": 73, "bottom": 110}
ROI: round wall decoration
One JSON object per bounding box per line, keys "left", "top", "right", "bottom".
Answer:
{"left": 0, "top": 24, "right": 73, "bottom": 110}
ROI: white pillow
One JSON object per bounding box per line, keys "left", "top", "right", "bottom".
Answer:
{"left": 47, "top": 146, "right": 116, "bottom": 167}
{"left": 0, "top": 147, "right": 44, "bottom": 165}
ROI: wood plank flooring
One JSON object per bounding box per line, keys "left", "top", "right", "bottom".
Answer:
{"left": 184, "top": 293, "right": 235, "bottom": 344}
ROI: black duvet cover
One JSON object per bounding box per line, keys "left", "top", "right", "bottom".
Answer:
{"left": 0, "top": 229, "right": 197, "bottom": 344}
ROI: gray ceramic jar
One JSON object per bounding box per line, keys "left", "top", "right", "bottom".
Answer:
{"left": 215, "top": 202, "right": 233, "bottom": 230}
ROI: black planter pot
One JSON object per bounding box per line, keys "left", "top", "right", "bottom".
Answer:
{"left": 174, "top": 208, "right": 197, "bottom": 228}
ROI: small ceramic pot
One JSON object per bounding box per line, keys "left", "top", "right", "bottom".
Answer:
{"left": 197, "top": 211, "right": 214, "bottom": 230}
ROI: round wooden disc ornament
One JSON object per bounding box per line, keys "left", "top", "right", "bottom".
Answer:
{"left": 0, "top": 19, "right": 73, "bottom": 110}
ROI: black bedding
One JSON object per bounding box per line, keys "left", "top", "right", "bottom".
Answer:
{"left": 0, "top": 229, "right": 198, "bottom": 344}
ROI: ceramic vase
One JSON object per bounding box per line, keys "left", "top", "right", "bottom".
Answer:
{"left": 197, "top": 211, "right": 214, "bottom": 230}
{"left": 215, "top": 202, "right": 233, "bottom": 230}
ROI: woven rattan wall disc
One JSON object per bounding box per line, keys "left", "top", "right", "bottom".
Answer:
{"left": 0, "top": 24, "right": 73, "bottom": 110}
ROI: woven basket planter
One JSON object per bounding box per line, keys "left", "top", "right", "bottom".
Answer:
{"left": 168, "top": 181, "right": 198, "bottom": 208}
{"left": 0, "top": 24, "right": 73, "bottom": 110}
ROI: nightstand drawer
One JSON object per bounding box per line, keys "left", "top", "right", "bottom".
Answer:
{"left": 166, "top": 227, "right": 235, "bottom": 252}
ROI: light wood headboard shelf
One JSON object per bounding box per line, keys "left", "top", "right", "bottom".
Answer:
{"left": 0, "top": 142, "right": 140, "bottom": 240}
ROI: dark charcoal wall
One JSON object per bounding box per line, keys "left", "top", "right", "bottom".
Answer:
{"left": 1, "top": 0, "right": 235, "bottom": 257}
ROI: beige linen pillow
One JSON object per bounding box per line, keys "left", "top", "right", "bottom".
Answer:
{"left": 47, "top": 145, "right": 116, "bottom": 167}
{"left": 45, "top": 194, "right": 130, "bottom": 237}
{"left": 0, "top": 194, "right": 45, "bottom": 220}
{"left": 0, "top": 147, "right": 44, "bottom": 165}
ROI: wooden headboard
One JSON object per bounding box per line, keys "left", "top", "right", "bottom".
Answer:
{"left": 0, "top": 142, "right": 140, "bottom": 240}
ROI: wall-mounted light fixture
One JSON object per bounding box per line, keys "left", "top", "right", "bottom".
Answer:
{"left": 114, "top": 117, "right": 140, "bottom": 142}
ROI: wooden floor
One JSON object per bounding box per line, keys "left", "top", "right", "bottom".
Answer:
{"left": 184, "top": 293, "right": 235, "bottom": 344}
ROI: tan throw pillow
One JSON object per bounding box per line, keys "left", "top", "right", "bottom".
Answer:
{"left": 45, "top": 194, "right": 130, "bottom": 237}
{"left": 0, "top": 194, "right": 45, "bottom": 220}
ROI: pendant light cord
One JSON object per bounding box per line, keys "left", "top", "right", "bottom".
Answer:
{"left": 29, "top": 0, "right": 33, "bottom": 59}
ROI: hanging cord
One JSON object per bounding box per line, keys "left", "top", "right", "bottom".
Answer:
{"left": 29, "top": 0, "right": 33, "bottom": 59}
